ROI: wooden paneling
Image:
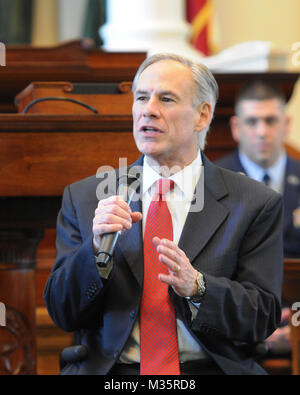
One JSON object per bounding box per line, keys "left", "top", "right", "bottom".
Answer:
{"left": 36, "top": 306, "right": 73, "bottom": 375}
{"left": 1, "top": 41, "right": 146, "bottom": 113}
{"left": 0, "top": 229, "right": 43, "bottom": 375}
{"left": 36, "top": 230, "right": 72, "bottom": 375}
{"left": 15, "top": 81, "right": 133, "bottom": 115}
{"left": 0, "top": 114, "right": 138, "bottom": 197}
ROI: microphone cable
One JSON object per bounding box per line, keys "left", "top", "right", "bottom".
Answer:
{"left": 22, "top": 97, "right": 98, "bottom": 114}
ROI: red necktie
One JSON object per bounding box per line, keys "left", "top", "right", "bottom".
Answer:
{"left": 140, "top": 179, "right": 180, "bottom": 375}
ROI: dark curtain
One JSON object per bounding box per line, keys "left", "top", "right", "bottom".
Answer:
{"left": 0, "top": 0, "right": 33, "bottom": 44}
{"left": 82, "top": 0, "right": 106, "bottom": 47}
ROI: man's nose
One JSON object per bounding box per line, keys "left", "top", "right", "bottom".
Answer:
{"left": 256, "top": 119, "right": 269, "bottom": 137}
{"left": 143, "top": 97, "right": 160, "bottom": 118}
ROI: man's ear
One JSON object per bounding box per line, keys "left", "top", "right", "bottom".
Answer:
{"left": 284, "top": 114, "right": 292, "bottom": 138}
{"left": 229, "top": 116, "right": 241, "bottom": 143}
{"left": 195, "top": 102, "right": 212, "bottom": 132}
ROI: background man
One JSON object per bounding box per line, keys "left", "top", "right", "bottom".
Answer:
{"left": 216, "top": 81, "right": 300, "bottom": 357}
{"left": 216, "top": 81, "right": 300, "bottom": 258}
{"left": 44, "top": 55, "right": 283, "bottom": 375}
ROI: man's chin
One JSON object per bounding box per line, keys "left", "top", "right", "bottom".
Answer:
{"left": 136, "top": 141, "right": 162, "bottom": 157}
{"left": 257, "top": 155, "right": 272, "bottom": 169}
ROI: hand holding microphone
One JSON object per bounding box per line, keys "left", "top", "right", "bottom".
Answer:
{"left": 92, "top": 177, "right": 142, "bottom": 267}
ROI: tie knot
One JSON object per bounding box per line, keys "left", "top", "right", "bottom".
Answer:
{"left": 155, "top": 179, "right": 174, "bottom": 198}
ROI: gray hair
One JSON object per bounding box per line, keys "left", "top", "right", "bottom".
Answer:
{"left": 132, "top": 53, "right": 219, "bottom": 150}
{"left": 234, "top": 80, "right": 286, "bottom": 116}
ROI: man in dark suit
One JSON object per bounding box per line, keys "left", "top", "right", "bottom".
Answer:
{"left": 44, "top": 54, "right": 283, "bottom": 375}
{"left": 216, "top": 80, "right": 300, "bottom": 356}
{"left": 216, "top": 81, "right": 300, "bottom": 258}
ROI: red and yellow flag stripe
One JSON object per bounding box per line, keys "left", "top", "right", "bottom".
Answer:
{"left": 186, "top": 0, "right": 213, "bottom": 56}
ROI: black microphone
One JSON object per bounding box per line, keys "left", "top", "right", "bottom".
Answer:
{"left": 95, "top": 175, "right": 140, "bottom": 268}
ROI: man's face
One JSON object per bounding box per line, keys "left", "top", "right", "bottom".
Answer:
{"left": 231, "top": 99, "right": 290, "bottom": 168}
{"left": 132, "top": 60, "right": 210, "bottom": 170}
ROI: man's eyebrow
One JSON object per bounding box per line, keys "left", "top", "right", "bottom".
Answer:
{"left": 243, "top": 115, "right": 279, "bottom": 120}
{"left": 134, "top": 90, "right": 148, "bottom": 96}
{"left": 159, "top": 90, "right": 180, "bottom": 100}
{"left": 134, "top": 89, "right": 180, "bottom": 100}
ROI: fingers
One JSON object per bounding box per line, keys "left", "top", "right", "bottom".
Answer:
{"left": 281, "top": 307, "right": 291, "bottom": 321}
{"left": 153, "top": 238, "right": 198, "bottom": 298}
{"left": 155, "top": 238, "right": 185, "bottom": 264}
{"left": 154, "top": 237, "right": 182, "bottom": 273}
{"left": 93, "top": 196, "right": 142, "bottom": 248}
{"left": 131, "top": 211, "right": 143, "bottom": 223}
{"left": 93, "top": 196, "right": 131, "bottom": 232}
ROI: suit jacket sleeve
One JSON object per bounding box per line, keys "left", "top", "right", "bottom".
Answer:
{"left": 189, "top": 191, "right": 284, "bottom": 344}
{"left": 44, "top": 184, "right": 107, "bottom": 332}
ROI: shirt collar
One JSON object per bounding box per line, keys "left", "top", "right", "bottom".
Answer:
{"left": 142, "top": 152, "right": 203, "bottom": 200}
{"left": 238, "top": 150, "right": 287, "bottom": 192}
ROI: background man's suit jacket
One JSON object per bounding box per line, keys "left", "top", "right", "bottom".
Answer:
{"left": 216, "top": 151, "right": 300, "bottom": 258}
{"left": 44, "top": 155, "right": 283, "bottom": 375}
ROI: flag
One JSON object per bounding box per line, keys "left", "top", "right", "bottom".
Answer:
{"left": 83, "top": 0, "right": 107, "bottom": 47}
{"left": 186, "top": 0, "right": 213, "bottom": 56}
{"left": 0, "top": 0, "right": 33, "bottom": 44}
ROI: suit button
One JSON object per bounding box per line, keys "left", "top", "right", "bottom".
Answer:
{"left": 130, "top": 310, "right": 135, "bottom": 319}
{"left": 85, "top": 288, "right": 96, "bottom": 299}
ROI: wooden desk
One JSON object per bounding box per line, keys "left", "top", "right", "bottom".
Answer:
{"left": 1, "top": 41, "right": 146, "bottom": 113}
{"left": 0, "top": 114, "right": 138, "bottom": 196}
{"left": 0, "top": 113, "right": 139, "bottom": 374}
{"left": 15, "top": 81, "right": 133, "bottom": 115}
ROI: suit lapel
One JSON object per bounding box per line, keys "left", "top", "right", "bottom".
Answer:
{"left": 234, "top": 152, "right": 245, "bottom": 173}
{"left": 178, "top": 156, "right": 229, "bottom": 264}
{"left": 117, "top": 157, "right": 144, "bottom": 287}
{"left": 228, "top": 151, "right": 246, "bottom": 174}
{"left": 117, "top": 155, "right": 230, "bottom": 283}
{"left": 118, "top": 193, "right": 144, "bottom": 287}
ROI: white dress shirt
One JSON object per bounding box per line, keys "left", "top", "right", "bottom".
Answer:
{"left": 238, "top": 150, "right": 287, "bottom": 194}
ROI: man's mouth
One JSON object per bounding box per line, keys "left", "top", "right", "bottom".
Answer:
{"left": 140, "top": 126, "right": 162, "bottom": 133}
{"left": 257, "top": 143, "right": 270, "bottom": 152}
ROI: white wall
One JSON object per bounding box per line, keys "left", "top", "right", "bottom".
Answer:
{"left": 58, "top": 0, "right": 89, "bottom": 42}
{"left": 214, "top": 0, "right": 300, "bottom": 150}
